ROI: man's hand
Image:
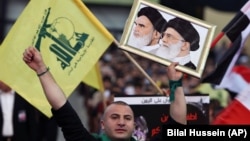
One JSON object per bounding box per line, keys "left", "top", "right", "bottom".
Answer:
{"left": 167, "top": 62, "right": 183, "bottom": 81}
{"left": 23, "top": 46, "right": 47, "bottom": 74}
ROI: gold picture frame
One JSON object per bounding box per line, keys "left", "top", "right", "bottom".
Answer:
{"left": 119, "top": 0, "right": 216, "bottom": 78}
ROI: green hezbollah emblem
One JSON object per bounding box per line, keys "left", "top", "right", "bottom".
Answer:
{"left": 35, "top": 8, "right": 89, "bottom": 69}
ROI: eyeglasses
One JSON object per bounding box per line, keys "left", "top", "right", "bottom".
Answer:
{"left": 161, "top": 33, "right": 185, "bottom": 42}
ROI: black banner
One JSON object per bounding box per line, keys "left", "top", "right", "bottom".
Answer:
{"left": 115, "top": 94, "right": 209, "bottom": 140}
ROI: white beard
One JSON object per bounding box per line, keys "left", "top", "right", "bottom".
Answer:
{"left": 156, "top": 41, "right": 183, "bottom": 60}
{"left": 128, "top": 31, "right": 153, "bottom": 49}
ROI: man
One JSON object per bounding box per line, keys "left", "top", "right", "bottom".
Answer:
{"left": 128, "top": 6, "right": 167, "bottom": 52}
{"left": 22, "top": 46, "right": 186, "bottom": 141}
{"left": 0, "top": 80, "right": 38, "bottom": 141}
{"left": 152, "top": 17, "right": 200, "bottom": 70}
{"left": 37, "top": 111, "right": 58, "bottom": 141}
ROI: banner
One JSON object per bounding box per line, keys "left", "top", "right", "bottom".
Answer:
{"left": 0, "top": 0, "right": 114, "bottom": 117}
{"left": 83, "top": 62, "right": 104, "bottom": 92}
{"left": 115, "top": 94, "right": 209, "bottom": 140}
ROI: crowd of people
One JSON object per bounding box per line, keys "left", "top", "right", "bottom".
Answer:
{"left": 81, "top": 38, "right": 250, "bottom": 135}
{"left": 1, "top": 38, "right": 248, "bottom": 141}
{"left": 1, "top": 5, "right": 250, "bottom": 141}
{"left": 23, "top": 46, "right": 187, "bottom": 141}
{"left": 1, "top": 29, "right": 249, "bottom": 141}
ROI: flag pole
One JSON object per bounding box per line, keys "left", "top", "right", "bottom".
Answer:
{"left": 210, "top": 32, "right": 224, "bottom": 49}
{"left": 211, "top": 2, "right": 250, "bottom": 49}
{"left": 113, "top": 39, "right": 163, "bottom": 95}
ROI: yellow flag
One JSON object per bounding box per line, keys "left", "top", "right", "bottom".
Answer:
{"left": 83, "top": 63, "right": 104, "bottom": 92}
{"left": 0, "top": 0, "right": 114, "bottom": 117}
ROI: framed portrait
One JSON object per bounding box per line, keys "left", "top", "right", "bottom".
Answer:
{"left": 119, "top": 0, "right": 216, "bottom": 78}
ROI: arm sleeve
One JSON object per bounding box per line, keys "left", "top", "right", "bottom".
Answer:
{"left": 51, "top": 101, "right": 98, "bottom": 141}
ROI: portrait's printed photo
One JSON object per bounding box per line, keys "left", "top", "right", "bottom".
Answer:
{"left": 119, "top": 0, "right": 216, "bottom": 78}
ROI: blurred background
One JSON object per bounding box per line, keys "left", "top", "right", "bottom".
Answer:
{"left": 1, "top": 0, "right": 249, "bottom": 47}
{"left": 1, "top": 0, "right": 250, "bottom": 141}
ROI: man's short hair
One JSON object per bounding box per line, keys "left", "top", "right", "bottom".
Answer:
{"left": 166, "top": 17, "right": 200, "bottom": 51}
{"left": 137, "top": 7, "right": 167, "bottom": 33}
{"left": 110, "top": 100, "right": 130, "bottom": 106}
{"left": 102, "top": 101, "right": 134, "bottom": 120}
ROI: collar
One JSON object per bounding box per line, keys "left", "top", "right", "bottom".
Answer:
{"left": 0, "top": 90, "right": 15, "bottom": 95}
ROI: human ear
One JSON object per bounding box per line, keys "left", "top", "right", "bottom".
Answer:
{"left": 181, "top": 42, "right": 190, "bottom": 51}
{"left": 100, "top": 120, "right": 105, "bottom": 130}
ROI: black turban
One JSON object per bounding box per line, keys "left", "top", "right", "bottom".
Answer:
{"left": 166, "top": 17, "right": 200, "bottom": 51}
{"left": 137, "top": 7, "right": 167, "bottom": 33}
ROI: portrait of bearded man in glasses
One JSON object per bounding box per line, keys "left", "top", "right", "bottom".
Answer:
{"left": 150, "top": 17, "right": 200, "bottom": 70}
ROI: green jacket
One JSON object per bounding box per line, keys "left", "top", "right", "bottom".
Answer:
{"left": 92, "top": 133, "right": 137, "bottom": 141}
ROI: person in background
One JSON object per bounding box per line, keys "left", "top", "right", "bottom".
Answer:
{"left": 0, "top": 80, "right": 38, "bottom": 141}
{"left": 22, "top": 46, "right": 186, "bottom": 141}
{"left": 37, "top": 111, "right": 58, "bottom": 141}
